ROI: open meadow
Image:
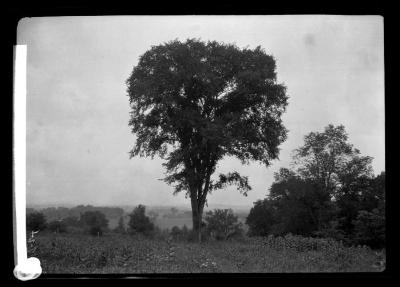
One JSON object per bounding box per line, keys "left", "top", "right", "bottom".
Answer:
{"left": 29, "top": 232, "right": 385, "bottom": 274}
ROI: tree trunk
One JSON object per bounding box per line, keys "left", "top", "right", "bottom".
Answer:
{"left": 190, "top": 189, "right": 207, "bottom": 243}
{"left": 188, "top": 159, "right": 213, "bottom": 243}
{"left": 191, "top": 196, "right": 203, "bottom": 243}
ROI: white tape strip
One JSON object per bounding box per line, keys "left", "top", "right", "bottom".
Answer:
{"left": 13, "top": 45, "right": 42, "bottom": 281}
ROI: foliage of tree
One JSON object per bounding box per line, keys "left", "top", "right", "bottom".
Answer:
{"left": 293, "top": 124, "right": 373, "bottom": 196}
{"left": 204, "top": 209, "right": 243, "bottom": 240}
{"left": 126, "top": 39, "right": 288, "bottom": 241}
{"left": 47, "top": 220, "right": 67, "bottom": 233}
{"left": 270, "top": 173, "right": 334, "bottom": 235}
{"left": 247, "top": 173, "right": 333, "bottom": 237}
{"left": 246, "top": 199, "right": 277, "bottom": 236}
{"left": 26, "top": 212, "right": 47, "bottom": 232}
{"left": 128, "top": 205, "right": 155, "bottom": 235}
{"left": 79, "top": 211, "right": 109, "bottom": 236}
{"left": 333, "top": 171, "right": 386, "bottom": 243}
{"left": 352, "top": 208, "right": 385, "bottom": 249}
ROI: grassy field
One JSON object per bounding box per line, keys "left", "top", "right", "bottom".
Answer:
{"left": 28, "top": 232, "right": 385, "bottom": 274}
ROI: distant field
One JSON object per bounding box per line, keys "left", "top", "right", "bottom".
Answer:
{"left": 154, "top": 217, "right": 193, "bottom": 230}
{"left": 30, "top": 232, "right": 385, "bottom": 274}
{"left": 151, "top": 214, "right": 248, "bottom": 231}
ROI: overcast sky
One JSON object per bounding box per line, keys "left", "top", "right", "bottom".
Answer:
{"left": 18, "top": 15, "right": 384, "bottom": 208}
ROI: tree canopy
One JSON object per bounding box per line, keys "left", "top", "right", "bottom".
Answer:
{"left": 127, "top": 39, "right": 288, "bottom": 238}
{"left": 293, "top": 124, "right": 373, "bottom": 196}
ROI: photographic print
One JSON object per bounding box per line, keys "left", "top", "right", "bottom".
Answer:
{"left": 17, "top": 15, "right": 385, "bottom": 275}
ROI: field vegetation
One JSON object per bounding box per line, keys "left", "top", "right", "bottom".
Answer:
{"left": 28, "top": 231, "right": 385, "bottom": 274}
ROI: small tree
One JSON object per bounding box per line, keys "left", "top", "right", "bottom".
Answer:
{"left": 47, "top": 220, "right": 67, "bottom": 233}
{"left": 128, "top": 205, "right": 155, "bottom": 236}
{"left": 80, "top": 211, "right": 109, "bottom": 236}
{"left": 204, "top": 209, "right": 243, "bottom": 240}
{"left": 26, "top": 212, "right": 47, "bottom": 232}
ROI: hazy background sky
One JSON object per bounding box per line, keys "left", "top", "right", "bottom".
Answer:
{"left": 18, "top": 15, "right": 384, "bottom": 208}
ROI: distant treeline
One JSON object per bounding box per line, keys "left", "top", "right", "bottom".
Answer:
{"left": 27, "top": 205, "right": 124, "bottom": 222}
